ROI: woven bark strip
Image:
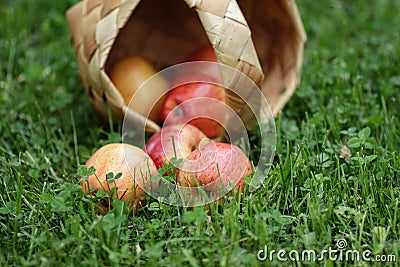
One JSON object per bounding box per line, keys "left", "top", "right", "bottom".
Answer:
{"left": 101, "top": 0, "right": 121, "bottom": 18}
{"left": 85, "top": 0, "right": 102, "bottom": 14}
{"left": 192, "top": 0, "right": 230, "bottom": 18}
{"left": 66, "top": 0, "right": 306, "bottom": 133}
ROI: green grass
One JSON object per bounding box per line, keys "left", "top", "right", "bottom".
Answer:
{"left": 1, "top": 0, "right": 399, "bottom": 266}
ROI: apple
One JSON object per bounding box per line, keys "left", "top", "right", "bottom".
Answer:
{"left": 143, "top": 124, "right": 207, "bottom": 170}
{"left": 161, "top": 83, "right": 225, "bottom": 138}
{"left": 177, "top": 142, "right": 252, "bottom": 194}
{"left": 161, "top": 44, "right": 226, "bottom": 138}
{"left": 173, "top": 44, "right": 221, "bottom": 86}
{"left": 187, "top": 44, "right": 217, "bottom": 62}
{"left": 109, "top": 56, "right": 167, "bottom": 123}
{"left": 81, "top": 143, "right": 159, "bottom": 213}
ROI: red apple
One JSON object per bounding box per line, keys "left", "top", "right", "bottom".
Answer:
{"left": 187, "top": 44, "right": 217, "bottom": 62}
{"left": 143, "top": 124, "right": 208, "bottom": 170}
{"left": 81, "top": 143, "right": 159, "bottom": 213}
{"left": 161, "top": 44, "right": 226, "bottom": 139}
{"left": 161, "top": 83, "right": 225, "bottom": 138}
{"left": 177, "top": 142, "right": 252, "bottom": 194}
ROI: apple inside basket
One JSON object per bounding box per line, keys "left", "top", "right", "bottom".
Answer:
{"left": 66, "top": 0, "right": 306, "bottom": 134}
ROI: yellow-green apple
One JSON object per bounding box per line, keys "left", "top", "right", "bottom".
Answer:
{"left": 143, "top": 124, "right": 207, "bottom": 170}
{"left": 81, "top": 143, "right": 158, "bottom": 213}
{"left": 177, "top": 142, "right": 252, "bottom": 194}
{"left": 109, "top": 56, "right": 167, "bottom": 123}
{"left": 161, "top": 45, "right": 226, "bottom": 138}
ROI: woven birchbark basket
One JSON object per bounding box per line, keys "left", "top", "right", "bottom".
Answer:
{"left": 66, "top": 0, "right": 306, "bottom": 133}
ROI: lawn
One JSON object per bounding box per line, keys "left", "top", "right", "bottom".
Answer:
{"left": 0, "top": 0, "right": 399, "bottom": 266}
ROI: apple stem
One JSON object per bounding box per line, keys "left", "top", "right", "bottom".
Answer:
{"left": 216, "top": 162, "right": 221, "bottom": 178}
{"left": 171, "top": 134, "right": 177, "bottom": 159}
